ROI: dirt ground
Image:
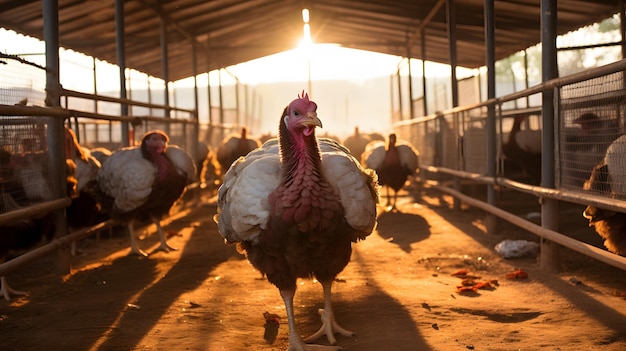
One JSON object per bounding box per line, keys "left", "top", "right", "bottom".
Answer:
{"left": 1, "top": 185, "right": 626, "bottom": 351}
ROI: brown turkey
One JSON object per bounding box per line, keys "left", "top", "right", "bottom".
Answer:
{"left": 582, "top": 134, "right": 626, "bottom": 255}
{"left": 215, "top": 127, "right": 260, "bottom": 176}
{"left": 342, "top": 126, "right": 371, "bottom": 161}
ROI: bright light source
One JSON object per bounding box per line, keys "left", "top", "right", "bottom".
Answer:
{"left": 299, "top": 24, "right": 312, "bottom": 48}
{"left": 302, "top": 9, "right": 310, "bottom": 23}
{"left": 303, "top": 24, "right": 311, "bottom": 40}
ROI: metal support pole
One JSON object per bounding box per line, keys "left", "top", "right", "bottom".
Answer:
{"left": 191, "top": 41, "right": 200, "bottom": 164}
{"left": 524, "top": 49, "right": 530, "bottom": 107}
{"left": 207, "top": 70, "right": 214, "bottom": 144}
{"left": 397, "top": 65, "right": 403, "bottom": 121}
{"left": 540, "top": 0, "right": 560, "bottom": 270}
{"left": 484, "top": 0, "right": 498, "bottom": 235}
{"left": 115, "top": 0, "right": 129, "bottom": 147}
{"left": 618, "top": 0, "right": 626, "bottom": 58}
{"left": 160, "top": 17, "right": 171, "bottom": 135}
{"left": 407, "top": 56, "right": 414, "bottom": 120}
{"left": 218, "top": 69, "right": 225, "bottom": 141}
{"left": 43, "top": 0, "right": 70, "bottom": 276}
{"left": 235, "top": 78, "right": 241, "bottom": 126}
{"left": 421, "top": 31, "right": 428, "bottom": 116}
{"left": 447, "top": 0, "right": 461, "bottom": 211}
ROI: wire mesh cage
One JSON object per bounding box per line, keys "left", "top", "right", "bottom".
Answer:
{"left": 1, "top": 53, "right": 56, "bottom": 213}
{"left": 557, "top": 71, "right": 626, "bottom": 195}
{"left": 0, "top": 53, "right": 46, "bottom": 107}
{"left": 0, "top": 117, "right": 58, "bottom": 213}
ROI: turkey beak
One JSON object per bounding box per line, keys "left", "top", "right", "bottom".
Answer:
{"left": 303, "top": 111, "right": 323, "bottom": 129}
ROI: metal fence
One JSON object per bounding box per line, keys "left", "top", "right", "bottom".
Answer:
{"left": 393, "top": 59, "right": 626, "bottom": 271}
{"left": 0, "top": 51, "right": 215, "bottom": 281}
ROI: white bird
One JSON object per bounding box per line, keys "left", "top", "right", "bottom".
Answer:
{"left": 84, "top": 130, "right": 196, "bottom": 256}
{"left": 214, "top": 92, "right": 379, "bottom": 350}
{"left": 362, "top": 133, "right": 419, "bottom": 211}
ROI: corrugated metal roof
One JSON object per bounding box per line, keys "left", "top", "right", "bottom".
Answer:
{"left": 0, "top": 0, "right": 620, "bottom": 82}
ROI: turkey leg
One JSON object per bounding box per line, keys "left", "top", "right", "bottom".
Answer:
{"left": 304, "top": 279, "right": 355, "bottom": 345}
{"left": 280, "top": 286, "right": 343, "bottom": 351}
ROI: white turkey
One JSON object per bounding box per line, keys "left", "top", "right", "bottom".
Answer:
{"left": 583, "top": 133, "right": 626, "bottom": 255}
{"left": 362, "top": 133, "right": 419, "bottom": 211}
{"left": 84, "top": 130, "right": 196, "bottom": 256}
{"left": 214, "top": 92, "right": 379, "bottom": 350}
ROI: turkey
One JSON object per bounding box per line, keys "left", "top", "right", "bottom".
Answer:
{"left": 583, "top": 134, "right": 626, "bottom": 255}
{"left": 196, "top": 141, "right": 219, "bottom": 189}
{"left": 64, "top": 126, "right": 101, "bottom": 192}
{"left": 0, "top": 148, "right": 78, "bottom": 300}
{"left": 195, "top": 140, "right": 210, "bottom": 185}
{"left": 84, "top": 130, "right": 196, "bottom": 257}
{"left": 89, "top": 147, "right": 113, "bottom": 168}
{"left": 367, "top": 132, "right": 385, "bottom": 142}
{"left": 63, "top": 127, "right": 116, "bottom": 196}
{"left": 215, "top": 127, "right": 261, "bottom": 177}
{"left": 342, "top": 126, "right": 371, "bottom": 161}
{"left": 63, "top": 128, "right": 111, "bottom": 254}
{"left": 501, "top": 114, "right": 542, "bottom": 185}
{"left": 214, "top": 92, "right": 379, "bottom": 350}
{"left": 362, "top": 133, "right": 419, "bottom": 211}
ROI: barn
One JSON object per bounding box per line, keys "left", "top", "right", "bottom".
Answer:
{"left": 1, "top": 1, "right": 626, "bottom": 350}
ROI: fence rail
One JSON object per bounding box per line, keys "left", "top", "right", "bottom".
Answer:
{"left": 394, "top": 58, "right": 626, "bottom": 270}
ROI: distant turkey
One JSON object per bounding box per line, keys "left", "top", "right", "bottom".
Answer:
{"left": 84, "top": 130, "right": 196, "bottom": 256}
{"left": 501, "top": 115, "right": 542, "bottom": 185}
{"left": 342, "top": 126, "right": 371, "bottom": 161}
{"left": 0, "top": 147, "right": 78, "bottom": 300}
{"left": 215, "top": 127, "right": 260, "bottom": 176}
{"left": 214, "top": 92, "right": 379, "bottom": 350}
{"left": 362, "top": 133, "right": 419, "bottom": 211}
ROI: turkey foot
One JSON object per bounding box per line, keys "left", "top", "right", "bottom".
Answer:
{"left": 129, "top": 225, "right": 149, "bottom": 257}
{"left": 129, "top": 242, "right": 149, "bottom": 257}
{"left": 282, "top": 288, "right": 345, "bottom": 351}
{"left": 0, "top": 277, "right": 27, "bottom": 301}
{"left": 304, "top": 308, "right": 355, "bottom": 346}
{"left": 157, "top": 240, "right": 178, "bottom": 253}
{"left": 154, "top": 218, "right": 178, "bottom": 253}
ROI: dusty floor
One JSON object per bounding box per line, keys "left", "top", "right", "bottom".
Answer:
{"left": 1, "top": 186, "right": 626, "bottom": 351}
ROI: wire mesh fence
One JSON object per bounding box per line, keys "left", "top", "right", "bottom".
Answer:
{"left": 558, "top": 71, "right": 626, "bottom": 194}
{"left": 0, "top": 53, "right": 46, "bottom": 106}
{"left": 0, "top": 116, "right": 58, "bottom": 213}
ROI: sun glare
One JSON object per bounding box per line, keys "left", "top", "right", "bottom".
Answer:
{"left": 299, "top": 8, "right": 313, "bottom": 50}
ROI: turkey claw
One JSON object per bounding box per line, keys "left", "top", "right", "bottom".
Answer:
{"left": 130, "top": 247, "right": 149, "bottom": 257}
{"left": 158, "top": 242, "right": 178, "bottom": 253}
{"left": 304, "top": 308, "right": 354, "bottom": 346}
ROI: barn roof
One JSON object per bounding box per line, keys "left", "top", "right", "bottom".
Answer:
{"left": 0, "top": 0, "right": 620, "bottom": 82}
